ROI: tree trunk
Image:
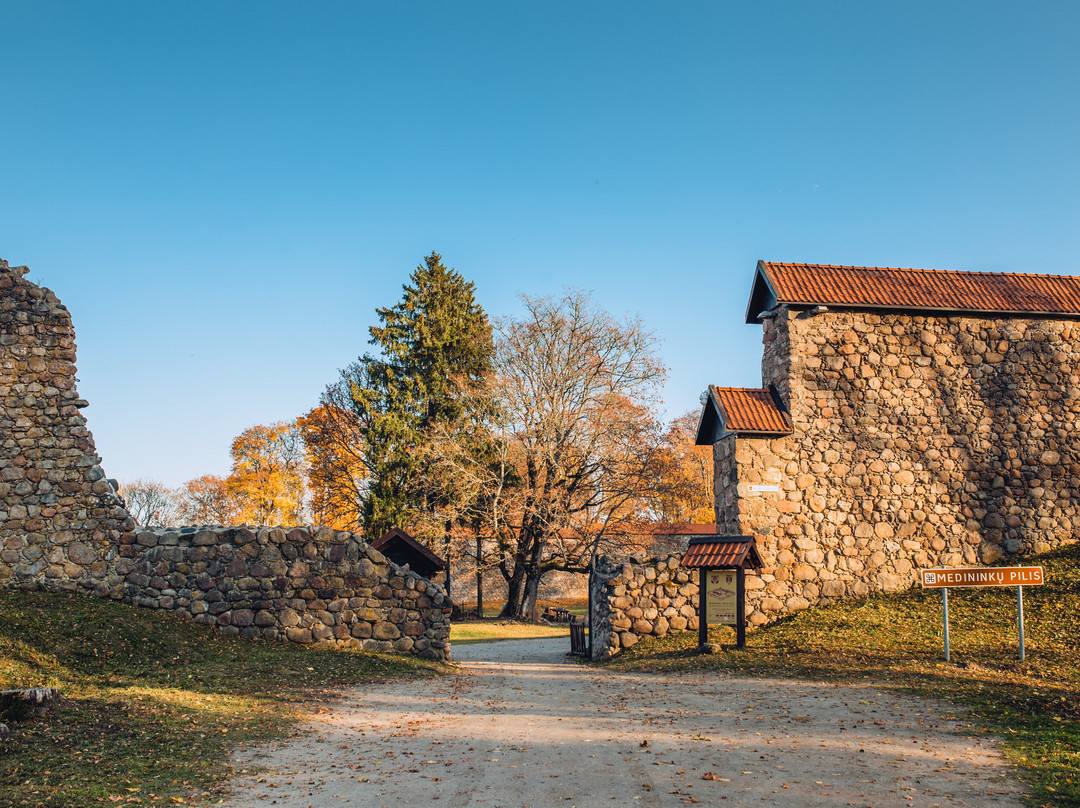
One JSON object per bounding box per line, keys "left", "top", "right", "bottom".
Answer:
{"left": 522, "top": 572, "right": 541, "bottom": 622}
{"left": 443, "top": 520, "right": 453, "bottom": 611}
{"left": 500, "top": 560, "right": 526, "bottom": 618}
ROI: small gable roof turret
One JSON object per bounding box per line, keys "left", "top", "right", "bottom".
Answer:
{"left": 695, "top": 386, "right": 793, "bottom": 445}
{"left": 681, "top": 536, "right": 763, "bottom": 570}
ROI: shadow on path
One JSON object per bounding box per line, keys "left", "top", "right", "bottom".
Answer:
{"left": 222, "top": 638, "right": 1024, "bottom": 808}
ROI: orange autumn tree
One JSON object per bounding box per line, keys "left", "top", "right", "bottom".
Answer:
{"left": 227, "top": 421, "right": 307, "bottom": 525}
{"left": 297, "top": 402, "right": 366, "bottom": 531}
{"left": 651, "top": 410, "right": 715, "bottom": 523}
{"left": 176, "top": 474, "right": 241, "bottom": 525}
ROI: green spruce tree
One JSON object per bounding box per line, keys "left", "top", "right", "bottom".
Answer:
{"left": 335, "top": 252, "right": 494, "bottom": 540}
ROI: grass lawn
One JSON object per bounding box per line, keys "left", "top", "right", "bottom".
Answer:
{"left": 604, "top": 543, "right": 1080, "bottom": 807}
{"left": 450, "top": 619, "right": 570, "bottom": 644}
{"left": 0, "top": 590, "right": 442, "bottom": 807}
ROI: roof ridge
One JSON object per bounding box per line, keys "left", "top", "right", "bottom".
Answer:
{"left": 760, "top": 261, "right": 1080, "bottom": 282}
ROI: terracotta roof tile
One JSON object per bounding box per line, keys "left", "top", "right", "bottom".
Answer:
{"left": 712, "top": 387, "right": 792, "bottom": 435}
{"left": 751, "top": 262, "right": 1080, "bottom": 320}
{"left": 681, "top": 537, "right": 763, "bottom": 570}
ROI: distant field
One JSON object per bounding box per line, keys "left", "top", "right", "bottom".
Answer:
{"left": 455, "top": 598, "right": 589, "bottom": 619}
{"left": 0, "top": 591, "right": 441, "bottom": 807}
{"left": 605, "top": 542, "right": 1080, "bottom": 806}
{"left": 450, "top": 620, "right": 571, "bottom": 644}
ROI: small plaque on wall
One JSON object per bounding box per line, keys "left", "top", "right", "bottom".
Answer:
{"left": 745, "top": 483, "right": 780, "bottom": 494}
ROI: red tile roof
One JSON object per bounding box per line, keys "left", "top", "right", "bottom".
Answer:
{"left": 747, "top": 262, "right": 1080, "bottom": 323}
{"left": 712, "top": 387, "right": 792, "bottom": 435}
{"left": 681, "top": 537, "right": 763, "bottom": 570}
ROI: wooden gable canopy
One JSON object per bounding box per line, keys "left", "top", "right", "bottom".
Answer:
{"left": 370, "top": 527, "right": 446, "bottom": 581}
{"left": 680, "top": 536, "right": 763, "bottom": 570}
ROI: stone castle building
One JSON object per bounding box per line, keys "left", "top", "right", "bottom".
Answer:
{"left": 695, "top": 261, "right": 1080, "bottom": 624}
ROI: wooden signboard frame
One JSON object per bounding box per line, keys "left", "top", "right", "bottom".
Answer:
{"left": 680, "top": 536, "right": 762, "bottom": 653}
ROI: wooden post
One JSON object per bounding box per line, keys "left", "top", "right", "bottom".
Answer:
{"left": 698, "top": 568, "right": 708, "bottom": 649}
{"left": 736, "top": 566, "right": 746, "bottom": 650}
{"left": 475, "top": 535, "right": 483, "bottom": 619}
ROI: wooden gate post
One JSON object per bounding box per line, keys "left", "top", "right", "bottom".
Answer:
{"left": 736, "top": 566, "right": 746, "bottom": 650}
{"left": 698, "top": 568, "right": 708, "bottom": 648}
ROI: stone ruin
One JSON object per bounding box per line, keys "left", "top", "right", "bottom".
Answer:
{"left": 0, "top": 259, "right": 450, "bottom": 660}
{"left": 699, "top": 262, "right": 1080, "bottom": 626}
{"left": 0, "top": 259, "right": 128, "bottom": 589}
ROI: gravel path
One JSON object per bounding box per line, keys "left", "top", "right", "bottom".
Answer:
{"left": 222, "top": 638, "right": 1024, "bottom": 807}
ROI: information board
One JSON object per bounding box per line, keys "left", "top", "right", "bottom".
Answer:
{"left": 704, "top": 570, "right": 738, "bottom": 624}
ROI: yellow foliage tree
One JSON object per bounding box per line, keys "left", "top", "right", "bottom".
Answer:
{"left": 227, "top": 421, "right": 307, "bottom": 525}
{"left": 297, "top": 403, "right": 366, "bottom": 531}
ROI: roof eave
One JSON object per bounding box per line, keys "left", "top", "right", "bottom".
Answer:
{"left": 728, "top": 429, "right": 793, "bottom": 438}
{"left": 695, "top": 387, "right": 728, "bottom": 445}
{"left": 788, "top": 301, "right": 1080, "bottom": 319}
{"left": 372, "top": 528, "right": 447, "bottom": 570}
{"left": 745, "top": 261, "right": 780, "bottom": 324}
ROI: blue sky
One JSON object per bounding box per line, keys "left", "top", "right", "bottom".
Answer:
{"left": 3, "top": 2, "right": 1079, "bottom": 487}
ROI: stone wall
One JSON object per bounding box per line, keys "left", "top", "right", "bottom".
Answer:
{"left": 1, "top": 260, "right": 451, "bottom": 660}
{"left": 102, "top": 525, "right": 451, "bottom": 659}
{"left": 589, "top": 553, "right": 699, "bottom": 660}
{"left": 0, "top": 260, "right": 132, "bottom": 591}
{"left": 717, "top": 304, "right": 1080, "bottom": 624}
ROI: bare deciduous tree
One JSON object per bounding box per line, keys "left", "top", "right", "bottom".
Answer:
{"left": 423, "top": 290, "right": 667, "bottom": 619}
{"left": 121, "top": 478, "right": 180, "bottom": 527}
{"left": 176, "top": 474, "right": 241, "bottom": 525}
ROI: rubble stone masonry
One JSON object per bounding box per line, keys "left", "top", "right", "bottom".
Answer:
{"left": 0, "top": 259, "right": 131, "bottom": 591}
{"left": 719, "top": 305, "right": 1080, "bottom": 625}
{"left": 108, "top": 525, "right": 451, "bottom": 659}
{"left": 0, "top": 260, "right": 449, "bottom": 659}
{"left": 589, "top": 553, "right": 699, "bottom": 660}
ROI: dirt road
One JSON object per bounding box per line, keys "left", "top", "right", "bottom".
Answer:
{"left": 222, "top": 638, "right": 1023, "bottom": 807}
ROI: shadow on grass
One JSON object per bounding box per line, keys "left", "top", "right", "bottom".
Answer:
{"left": 0, "top": 589, "right": 442, "bottom": 808}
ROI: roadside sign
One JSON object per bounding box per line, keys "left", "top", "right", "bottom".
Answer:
{"left": 920, "top": 566, "right": 1044, "bottom": 588}
{"left": 920, "top": 566, "right": 1046, "bottom": 662}
{"left": 704, "top": 571, "right": 738, "bottom": 624}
